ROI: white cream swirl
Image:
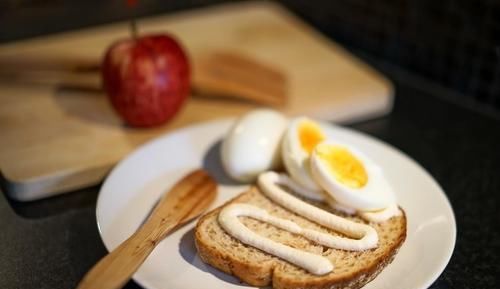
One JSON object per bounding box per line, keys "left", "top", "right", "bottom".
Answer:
{"left": 218, "top": 171, "right": 380, "bottom": 275}
{"left": 359, "top": 203, "right": 402, "bottom": 223}
{"left": 257, "top": 172, "right": 379, "bottom": 251}
{"left": 219, "top": 204, "right": 333, "bottom": 275}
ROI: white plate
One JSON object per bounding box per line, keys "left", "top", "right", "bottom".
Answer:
{"left": 96, "top": 119, "right": 456, "bottom": 289}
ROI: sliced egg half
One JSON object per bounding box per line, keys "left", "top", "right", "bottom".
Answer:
{"left": 282, "top": 117, "right": 326, "bottom": 199}
{"left": 310, "top": 141, "right": 395, "bottom": 211}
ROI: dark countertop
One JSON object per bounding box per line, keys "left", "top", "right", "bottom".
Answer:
{"left": 1, "top": 58, "right": 499, "bottom": 288}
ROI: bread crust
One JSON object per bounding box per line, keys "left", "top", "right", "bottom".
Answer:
{"left": 195, "top": 187, "right": 407, "bottom": 289}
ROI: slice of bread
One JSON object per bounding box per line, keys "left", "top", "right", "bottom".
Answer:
{"left": 195, "top": 186, "right": 406, "bottom": 289}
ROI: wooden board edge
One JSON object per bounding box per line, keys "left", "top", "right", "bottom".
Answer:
{"left": 1, "top": 164, "right": 113, "bottom": 201}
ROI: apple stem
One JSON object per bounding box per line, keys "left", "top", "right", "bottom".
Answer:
{"left": 130, "top": 18, "right": 138, "bottom": 39}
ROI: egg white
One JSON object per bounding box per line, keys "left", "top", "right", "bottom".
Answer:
{"left": 221, "top": 109, "right": 288, "bottom": 182}
{"left": 281, "top": 117, "right": 325, "bottom": 200}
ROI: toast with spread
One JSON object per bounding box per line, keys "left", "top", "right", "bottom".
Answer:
{"left": 195, "top": 185, "right": 406, "bottom": 289}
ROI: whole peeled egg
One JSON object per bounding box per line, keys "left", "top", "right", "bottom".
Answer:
{"left": 221, "top": 109, "right": 288, "bottom": 182}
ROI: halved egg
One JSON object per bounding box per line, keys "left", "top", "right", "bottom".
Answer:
{"left": 282, "top": 117, "right": 326, "bottom": 199}
{"left": 310, "top": 141, "right": 396, "bottom": 211}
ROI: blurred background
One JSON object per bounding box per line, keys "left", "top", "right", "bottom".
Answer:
{"left": 1, "top": 0, "right": 499, "bottom": 116}
{"left": 1, "top": 2, "right": 500, "bottom": 289}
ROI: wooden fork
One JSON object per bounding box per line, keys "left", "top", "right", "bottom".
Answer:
{"left": 76, "top": 169, "right": 217, "bottom": 289}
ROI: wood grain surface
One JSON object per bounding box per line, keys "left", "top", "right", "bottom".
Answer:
{"left": 0, "top": 1, "right": 393, "bottom": 200}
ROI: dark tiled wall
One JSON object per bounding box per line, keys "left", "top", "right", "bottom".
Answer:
{"left": 283, "top": 0, "right": 500, "bottom": 110}
{"left": 1, "top": 0, "right": 499, "bottom": 111}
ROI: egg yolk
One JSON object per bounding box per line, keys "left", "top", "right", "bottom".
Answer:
{"left": 298, "top": 120, "right": 325, "bottom": 154}
{"left": 316, "top": 144, "right": 368, "bottom": 189}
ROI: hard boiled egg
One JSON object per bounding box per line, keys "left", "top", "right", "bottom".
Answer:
{"left": 310, "top": 141, "right": 396, "bottom": 211}
{"left": 221, "top": 109, "right": 288, "bottom": 182}
{"left": 282, "top": 117, "right": 326, "bottom": 200}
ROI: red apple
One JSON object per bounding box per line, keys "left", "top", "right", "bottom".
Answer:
{"left": 102, "top": 34, "right": 190, "bottom": 127}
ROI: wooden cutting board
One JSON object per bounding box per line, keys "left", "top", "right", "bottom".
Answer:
{"left": 0, "top": 1, "right": 393, "bottom": 201}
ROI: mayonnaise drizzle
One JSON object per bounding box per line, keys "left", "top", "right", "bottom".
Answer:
{"left": 257, "top": 172, "right": 378, "bottom": 250}
{"left": 219, "top": 204, "right": 333, "bottom": 275}
{"left": 218, "top": 171, "right": 379, "bottom": 275}
{"left": 359, "top": 203, "right": 402, "bottom": 223}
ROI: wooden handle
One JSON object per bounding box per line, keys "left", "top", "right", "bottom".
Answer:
{"left": 76, "top": 217, "right": 176, "bottom": 289}
{"left": 192, "top": 52, "right": 287, "bottom": 106}
{"left": 76, "top": 169, "right": 217, "bottom": 289}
